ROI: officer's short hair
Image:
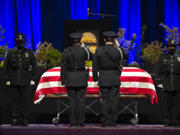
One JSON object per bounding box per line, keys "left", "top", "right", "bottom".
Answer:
{"left": 16, "top": 33, "right": 25, "bottom": 41}
{"left": 70, "top": 32, "right": 82, "bottom": 43}
{"left": 103, "top": 31, "right": 116, "bottom": 42}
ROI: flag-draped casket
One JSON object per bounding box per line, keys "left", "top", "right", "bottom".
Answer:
{"left": 34, "top": 67, "right": 158, "bottom": 104}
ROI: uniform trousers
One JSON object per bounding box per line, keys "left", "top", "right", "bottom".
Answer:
{"left": 67, "top": 87, "right": 86, "bottom": 125}
{"left": 10, "top": 86, "right": 31, "bottom": 121}
{"left": 100, "top": 86, "right": 119, "bottom": 125}
{"left": 163, "top": 91, "right": 180, "bottom": 124}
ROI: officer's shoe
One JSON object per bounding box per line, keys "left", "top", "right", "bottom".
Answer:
{"left": 20, "top": 119, "right": 29, "bottom": 126}
{"left": 109, "top": 122, "right": 117, "bottom": 127}
{"left": 76, "top": 124, "right": 84, "bottom": 127}
{"left": 11, "top": 119, "right": 21, "bottom": 126}
{"left": 171, "top": 121, "right": 180, "bottom": 127}
{"left": 164, "top": 122, "right": 173, "bottom": 127}
{"left": 101, "top": 123, "right": 110, "bottom": 128}
{"left": 69, "top": 124, "right": 77, "bottom": 128}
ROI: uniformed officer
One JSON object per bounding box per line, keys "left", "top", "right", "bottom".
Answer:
{"left": 154, "top": 40, "right": 180, "bottom": 127}
{"left": 61, "top": 32, "right": 92, "bottom": 127}
{"left": 92, "top": 31, "right": 123, "bottom": 127}
{"left": 3, "top": 33, "right": 37, "bottom": 126}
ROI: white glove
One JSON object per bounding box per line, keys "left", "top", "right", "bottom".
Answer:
{"left": 94, "top": 81, "right": 98, "bottom": 86}
{"left": 6, "top": 81, "right": 11, "bottom": 86}
{"left": 157, "top": 84, "right": 163, "bottom": 88}
{"left": 30, "top": 80, "right": 35, "bottom": 86}
{"left": 81, "top": 42, "right": 85, "bottom": 47}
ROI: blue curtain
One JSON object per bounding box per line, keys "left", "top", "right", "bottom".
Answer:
{"left": 0, "top": 0, "right": 41, "bottom": 50}
{"left": 71, "top": 0, "right": 89, "bottom": 19}
{"left": 0, "top": 0, "right": 16, "bottom": 48}
{"left": 165, "top": 0, "right": 180, "bottom": 42}
{"left": 165, "top": 0, "right": 179, "bottom": 29}
{"left": 41, "top": 0, "right": 71, "bottom": 51}
{"left": 119, "top": 0, "right": 141, "bottom": 64}
{"left": 89, "top": 0, "right": 100, "bottom": 20}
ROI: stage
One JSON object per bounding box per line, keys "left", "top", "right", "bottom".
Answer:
{"left": 1, "top": 124, "right": 180, "bottom": 135}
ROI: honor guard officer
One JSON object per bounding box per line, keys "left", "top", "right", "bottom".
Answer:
{"left": 92, "top": 31, "right": 123, "bottom": 127}
{"left": 61, "top": 32, "right": 92, "bottom": 127}
{"left": 154, "top": 39, "right": 180, "bottom": 127}
{"left": 3, "top": 33, "right": 37, "bottom": 126}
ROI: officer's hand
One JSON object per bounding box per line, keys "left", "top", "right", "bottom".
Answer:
{"left": 81, "top": 42, "right": 85, "bottom": 47}
{"left": 30, "top": 80, "right": 35, "bottom": 86}
{"left": 94, "top": 81, "right": 98, "bottom": 86}
{"left": 6, "top": 81, "right": 11, "bottom": 86}
{"left": 157, "top": 84, "right": 163, "bottom": 88}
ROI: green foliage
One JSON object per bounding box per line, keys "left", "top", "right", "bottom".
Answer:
{"left": 36, "top": 41, "right": 62, "bottom": 69}
{"left": 141, "top": 41, "right": 163, "bottom": 64}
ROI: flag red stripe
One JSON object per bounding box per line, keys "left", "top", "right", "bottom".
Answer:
{"left": 120, "top": 76, "right": 154, "bottom": 84}
{"left": 122, "top": 68, "right": 145, "bottom": 72}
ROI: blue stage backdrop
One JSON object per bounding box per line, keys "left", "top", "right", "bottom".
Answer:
{"left": 0, "top": 0, "right": 16, "bottom": 48}
{"left": 165, "top": 0, "right": 180, "bottom": 40}
{"left": 0, "top": 0, "right": 180, "bottom": 62}
{"left": 0, "top": 0, "right": 41, "bottom": 50}
{"left": 119, "top": 0, "right": 141, "bottom": 64}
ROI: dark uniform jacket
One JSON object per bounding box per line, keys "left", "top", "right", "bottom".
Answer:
{"left": 3, "top": 48, "right": 37, "bottom": 86}
{"left": 154, "top": 53, "right": 180, "bottom": 91}
{"left": 93, "top": 45, "right": 122, "bottom": 86}
{"left": 61, "top": 45, "right": 91, "bottom": 87}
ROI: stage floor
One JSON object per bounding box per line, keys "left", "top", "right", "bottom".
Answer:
{"left": 1, "top": 124, "right": 180, "bottom": 135}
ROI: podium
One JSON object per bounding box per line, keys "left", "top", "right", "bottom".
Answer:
{"left": 62, "top": 20, "right": 113, "bottom": 51}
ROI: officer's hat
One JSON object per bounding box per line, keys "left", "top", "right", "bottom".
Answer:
{"left": 16, "top": 33, "right": 25, "bottom": 41}
{"left": 103, "top": 31, "right": 116, "bottom": 37}
{"left": 103, "top": 31, "right": 116, "bottom": 41}
{"left": 70, "top": 32, "right": 82, "bottom": 43}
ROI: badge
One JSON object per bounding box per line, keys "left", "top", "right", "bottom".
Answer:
{"left": 25, "top": 52, "right": 29, "bottom": 58}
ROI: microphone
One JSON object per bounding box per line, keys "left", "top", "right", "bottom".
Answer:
{"left": 87, "top": 8, "right": 90, "bottom": 17}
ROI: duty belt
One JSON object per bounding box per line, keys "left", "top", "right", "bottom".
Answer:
{"left": 68, "top": 67, "right": 85, "bottom": 71}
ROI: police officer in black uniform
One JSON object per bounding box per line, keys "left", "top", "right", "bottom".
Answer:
{"left": 93, "top": 31, "right": 123, "bottom": 127}
{"left": 61, "top": 33, "right": 92, "bottom": 127}
{"left": 3, "top": 33, "right": 37, "bottom": 126}
{"left": 154, "top": 39, "right": 180, "bottom": 127}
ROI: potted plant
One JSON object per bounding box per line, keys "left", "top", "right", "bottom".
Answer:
{"left": 35, "top": 41, "right": 62, "bottom": 69}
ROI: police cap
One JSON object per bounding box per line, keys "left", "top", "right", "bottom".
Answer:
{"left": 70, "top": 33, "right": 82, "bottom": 39}
{"left": 16, "top": 33, "right": 25, "bottom": 41}
{"left": 103, "top": 31, "right": 116, "bottom": 38}
{"left": 70, "top": 32, "right": 82, "bottom": 43}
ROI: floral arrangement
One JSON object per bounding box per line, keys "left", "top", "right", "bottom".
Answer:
{"left": 0, "top": 25, "right": 6, "bottom": 42}
{"left": 128, "top": 62, "right": 139, "bottom": 67}
{"left": 36, "top": 41, "right": 62, "bottom": 69}
{"left": 159, "top": 23, "right": 180, "bottom": 43}
{"left": 116, "top": 28, "right": 137, "bottom": 54}
{"left": 0, "top": 25, "right": 8, "bottom": 68}
{"left": 141, "top": 41, "right": 163, "bottom": 64}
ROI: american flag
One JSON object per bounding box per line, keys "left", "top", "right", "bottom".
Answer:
{"left": 34, "top": 67, "right": 158, "bottom": 104}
